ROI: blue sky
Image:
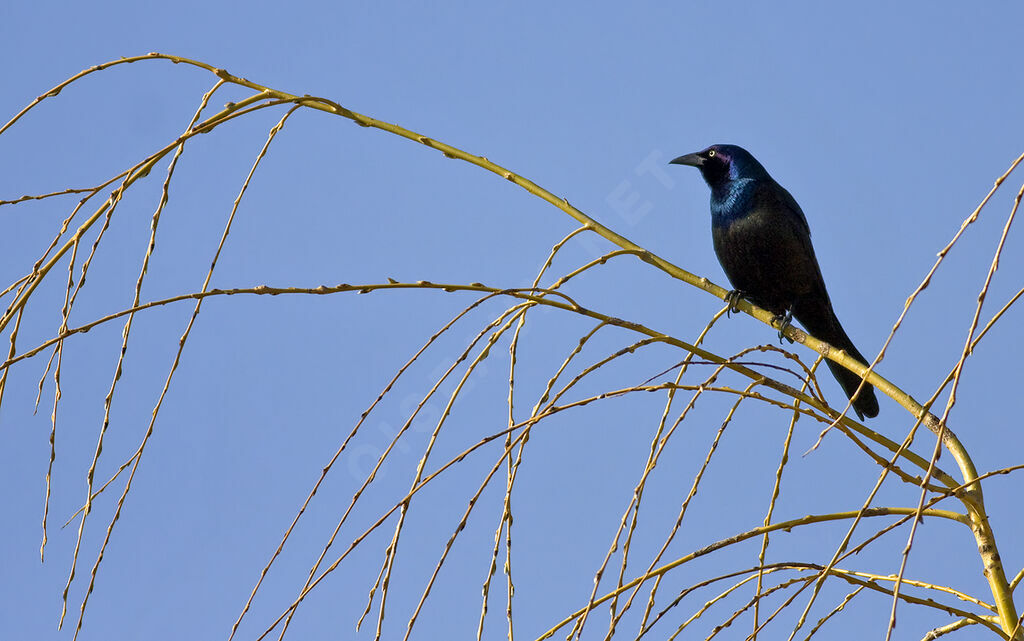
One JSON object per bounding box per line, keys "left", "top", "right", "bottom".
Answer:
{"left": 2, "top": 3, "right": 1024, "bottom": 640}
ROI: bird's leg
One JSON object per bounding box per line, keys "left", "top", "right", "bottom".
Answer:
{"left": 772, "top": 307, "right": 795, "bottom": 344}
{"left": 725, "top": 290, "right": 745, "bottom": 317}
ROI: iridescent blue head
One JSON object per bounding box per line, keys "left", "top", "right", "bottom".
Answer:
{"left": 669, "top": 144, "right": 771, "bottom": 188}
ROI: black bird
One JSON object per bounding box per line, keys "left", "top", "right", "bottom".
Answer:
{"left": 670, "top": 144, "right": 879, "bottom": 419}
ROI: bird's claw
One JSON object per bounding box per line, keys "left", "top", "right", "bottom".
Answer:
{"left": 725, "top": 290, "right": 745, "bottom": 317}
{"left": 772, "top": 308, "right": 795, "bottom": 344}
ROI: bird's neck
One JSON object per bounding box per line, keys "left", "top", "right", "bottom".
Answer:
{"left": 710, "top": 178, "right": 758, "bottom": 225}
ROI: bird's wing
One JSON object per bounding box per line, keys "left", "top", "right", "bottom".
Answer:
{"left": 773, "top": 184, "right": 811, "bottom": 237}
{"left": 753, "top": 181, "right": 830, "bottom": 302}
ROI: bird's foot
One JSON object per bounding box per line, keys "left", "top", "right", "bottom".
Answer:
{"left": 772, "top": 307, "right": 795, "bottom": 344}
{"left": 725, "top": 290, "right": 745, "bottom": 317}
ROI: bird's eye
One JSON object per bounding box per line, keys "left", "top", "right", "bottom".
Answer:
{"left": 707, "top": 150, "right": 716, "bottom": 158}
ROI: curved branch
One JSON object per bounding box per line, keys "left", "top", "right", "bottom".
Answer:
{"left": 0, "top": 280, "right": 962, "bottom": 489}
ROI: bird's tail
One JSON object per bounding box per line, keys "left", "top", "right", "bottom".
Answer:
{"left": 794, "top": 303, "right": 880, "bottom": 420}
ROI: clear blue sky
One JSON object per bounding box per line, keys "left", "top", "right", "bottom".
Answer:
{"left": 3, "top": 3, "right": 1023, "bottom": 640}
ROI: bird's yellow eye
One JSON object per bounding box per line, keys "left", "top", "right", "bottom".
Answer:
{"left": 707, "top": 149, "right": 716, "bottom": 158}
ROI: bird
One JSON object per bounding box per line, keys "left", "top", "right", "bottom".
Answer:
{"left": 669, "top": 144, "right": 879, "bottom": 419}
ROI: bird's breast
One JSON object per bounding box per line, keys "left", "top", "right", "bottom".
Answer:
{"left": 710, "top": 179, "right": 758, "bottom": 226}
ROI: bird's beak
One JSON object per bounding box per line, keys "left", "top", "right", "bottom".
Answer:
{"left": 669, "top": 152, "right": 704, "bottom": 167}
